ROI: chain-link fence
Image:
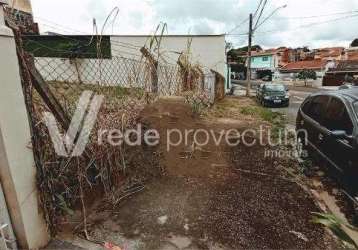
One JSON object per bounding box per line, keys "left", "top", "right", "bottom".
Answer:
{"left": 34, "top": 56, "right": 188, "bottom": 97}
{"left": 5, "top": 8, "right": 221, "bottom": 234}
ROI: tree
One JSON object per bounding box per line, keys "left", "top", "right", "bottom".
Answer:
{"left": 351, "top": 39, "right": 358, "bottom": 47}
{"left": 227, "top": 45, "right": 262, "bottom": 64}
{"left": 297, "top": 69, "right": 317, "bottom": 86}
{"left": 226, "top": 42, "right": 233, "bottom": 51}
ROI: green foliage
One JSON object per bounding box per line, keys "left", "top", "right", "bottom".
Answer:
{"left": 312, "top": 212, "right": 358, "bottom": 249}
{"left": 56, "top": 194, "right": 74, "bottom": 216}
{"left": 351, "top": 39, "right": 358, "bottom": 47}
{"left": 184, "top": 91, "right": 211, "bottom": 116}
{"left": 298, "top": 159, "right": 313, "bottom": 175}
{"left": 240, "top": 105, "right": 285, "bottom": 140}
{"left": 227, "top": 45, "right": 262, "bottom": 64}
{"left": 240, "top": 106, "right": 282, "bottom": 123}
{"left": 297, "top": 70, "right": 317, "bottom": 81}
{"left": 22, "top": 35, "right": 112, "bottom": 59}
{"left": 240, "top": 106, "right": 260, "bottom": 116}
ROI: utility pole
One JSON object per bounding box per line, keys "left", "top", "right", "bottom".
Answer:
{"left": 246, "top": 13, "right": 253, "bottom": 97}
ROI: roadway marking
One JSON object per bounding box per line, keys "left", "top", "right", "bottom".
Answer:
{"left": 293, "top": 96, "right": 304, "bottom": 101}
{"left": 290, "top": 91, "right": 312, "bottom": 96}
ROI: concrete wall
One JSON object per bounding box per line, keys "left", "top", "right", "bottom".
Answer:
{"left": 111, "top": 35, "right": 227, "bottom": 77}
{"left": 0, "top": 7, "right": 49, "bottom": 249}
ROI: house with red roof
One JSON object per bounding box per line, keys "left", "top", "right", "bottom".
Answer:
{"left": 313, "top": 47, "right": 345, "bottom": 61}
{"left": 249, "top": 47, "right": 294, "bottom": 80}
{"left": 275, "top": 59, "right": 334, "bottom": 86}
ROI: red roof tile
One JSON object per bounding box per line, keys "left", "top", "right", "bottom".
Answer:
{"left": 314, "top": 47, "right": 344, "bottom": 59}
{"left": 347, "top": 51, "right": 358, "bottom": 60}
{"left": 281, "top": 59, "right": 326, "bottom": 71}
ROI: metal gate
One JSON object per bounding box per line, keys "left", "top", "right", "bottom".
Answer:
{"left": 0, "top": 183, "right": 17, "bottom": 250}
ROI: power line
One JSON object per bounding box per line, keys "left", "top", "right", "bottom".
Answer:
{"left": 36, "top": 18, "right": 144, "bottom": 50}
{"left": 25, "top": 24, "right": 174, "bottom": 61}
{"left": 226, "top": 0, "right": 267, "bottom": 36}
{"left": 226, "top": 17, "right": 250, "bottom": 34}
{"left": 254, "top": 4, "right": 287, "bottom": 31}
{"left": 253, "top": 0, "right": 268, "bottom": 29}
{"left": 228, "top": 13, "right": 358, "bottom": 36}
{"left": 35, "top": 16, "right": 90, "bottom": 35}
{"left": 253, "top": 0, "right": 264, "bottom": 19}
{"left": 273, "top": 10, "right": 358, "bottom": 20}
{"left": 255, "top": 13, "right": 358, "bottom": 35}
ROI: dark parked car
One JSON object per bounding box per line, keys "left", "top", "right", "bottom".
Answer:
{"left": 262, "top": 75, "right": 272, "bottom": 82}
{"left": 256, "top": 83, "right": 290, "bottom": 107}
{"left": 296, "top": 89, "right": 358, "bottom": 188}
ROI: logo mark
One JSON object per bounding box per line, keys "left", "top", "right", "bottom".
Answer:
{"left": 43, "top": 91, "right": 104, "bottom": 157}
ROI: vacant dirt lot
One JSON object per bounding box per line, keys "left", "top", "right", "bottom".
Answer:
{"left": 52, "top": 97, "right": 339, "bottom": 250}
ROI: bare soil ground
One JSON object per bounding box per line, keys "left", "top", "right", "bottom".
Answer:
{"left": 49, "top": 97, "right": 339, "bottom": 249}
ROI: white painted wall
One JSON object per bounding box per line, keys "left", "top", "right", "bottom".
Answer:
{"left": 111, "top": 35, "right": 227, "bottom": 77}
{"left": 0, "top": 8, "right": 49, "bottom": 248}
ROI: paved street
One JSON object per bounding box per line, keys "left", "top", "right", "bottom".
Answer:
{"left": 231, "top": 81, "right": 323, "bottom": 126}
{"left": 274, "top": 89, "right": 312, "bottom": 125}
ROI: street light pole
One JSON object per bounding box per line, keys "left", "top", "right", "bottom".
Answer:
{"left": 245, "top": 4, "right": 287, "bottom": 97}
{"left": 246, "top": 13, "right": 253, "bottom": 97}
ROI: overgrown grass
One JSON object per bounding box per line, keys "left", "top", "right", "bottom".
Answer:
{"left": 240, "top": 106, "right": 281, "bottom": 123}
{"left": 240, "top": 105, "right": 286, "bottom": 139}
{"left": 312, "top": 213, "right": 358, "bottom": 249}
{"left": 48, "top": 81, "right": 145, "bottom": 99}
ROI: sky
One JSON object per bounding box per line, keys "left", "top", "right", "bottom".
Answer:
{"left": 30, "top": 0, "right": 358, "bottom": 49}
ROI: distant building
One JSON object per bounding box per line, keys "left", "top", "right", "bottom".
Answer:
{"left": 276, "top": 59, "right": 330, "bottom": 86}
{"left": 323, "top": 60, "right": 358, "bottom": 86}
{"left": 249, "top": 51, "right": 276, "bottom": 79}
{"left": 292, "top": 47, "right": 312, "bottom": 61}
{"left": 344, "top": 47, "right": 358, "bottom": 61}
{"left": 4, "top": 0, "right": 38, "bottom": 34}
{"left": 248, "top": 47, "right": 296, "bottom": 80}
{"left": 313, "top": 47, "right": 345, "bottom": 61}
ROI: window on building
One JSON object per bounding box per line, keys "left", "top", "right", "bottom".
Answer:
{"left": 262, "top": 56, "right": 268, "bottom": 62}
